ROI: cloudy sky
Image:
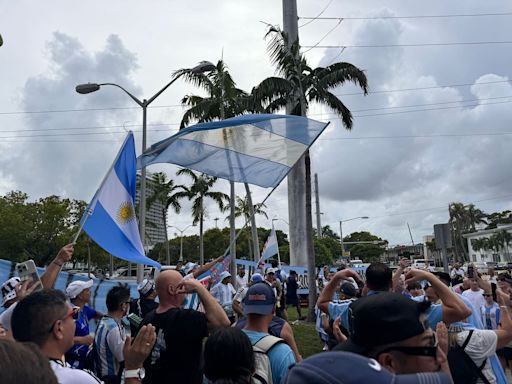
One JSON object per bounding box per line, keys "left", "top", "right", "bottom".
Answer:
{"left": 1, "top": 0, "right": 511, "bottom": 249}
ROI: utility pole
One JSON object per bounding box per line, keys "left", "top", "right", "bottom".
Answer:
{"left": 314, "top": 173, "right": 322, "bottom": 238}
{"left": 283, "top": 0, "right": 317, "bottom": 322}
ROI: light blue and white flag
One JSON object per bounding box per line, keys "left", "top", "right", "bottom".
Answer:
{"left": 81, "top": 132, "right": 160, "bottom": 269}
{"left": 258, "top": 227, "right": 278, "bottom": 264}
{"left": 137, "top": 114, "right": 329, "bottom": 188}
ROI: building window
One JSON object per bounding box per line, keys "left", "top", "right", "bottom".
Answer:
{"left": 472, "top": 254, "right": 477, "bottom": 262}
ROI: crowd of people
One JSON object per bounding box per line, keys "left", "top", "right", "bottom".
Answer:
{"left": 1, "top": 245, "right": 512, "bottom": 384}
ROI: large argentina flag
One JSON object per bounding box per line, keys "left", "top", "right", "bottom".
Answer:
{"left": 137, "top": 114, "right": 329, "bottom": 188}
{"left": 82, "top": 132, "right": 160, "bottom": 269}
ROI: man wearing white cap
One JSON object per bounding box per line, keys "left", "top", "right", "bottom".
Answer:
{"left": 210, "top": 271, "right": 236, "bottom": 323}
{"left": 65, "top": 279, "right": 104, "bottom": 369}
{"left": 131, "top": 278, "right": 158, "bottom": 319}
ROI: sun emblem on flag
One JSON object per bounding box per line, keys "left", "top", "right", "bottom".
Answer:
{"left": 116, "top": 201, "right": 136, "bottom": 224}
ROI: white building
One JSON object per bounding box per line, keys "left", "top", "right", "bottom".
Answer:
{"left": 463, "top": 224, "right": 512, "bottom": 263}
{"left": 135, "top": 173, "right": 166, "bottom": 246}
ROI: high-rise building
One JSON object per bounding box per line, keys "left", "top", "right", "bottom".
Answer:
{"left": 135, "top": 172, "right": 166, "bottom": 246}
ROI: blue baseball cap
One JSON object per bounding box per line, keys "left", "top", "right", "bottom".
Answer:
{"left": 242, "top": 282, "right": 276, "bottom": 315}
{"left": 283, "top": 351, "right": 451, "bottom": 384}
{"left": 250, "top": 273, "right": 263, "bottom": 283}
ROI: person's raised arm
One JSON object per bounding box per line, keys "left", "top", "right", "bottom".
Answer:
{"left": 405, "top": 269, "right": 471, "bottom": 324}
{"left": 192, "top": 255, "right": 224, "bottom": 279}
{"left": 392, "top": 258, "right": 409, "bottom": 291}
{"left": 495, "top": 289, "right": 512, "bottom": 349}
{"left": 475, "top": 271, "right": 492, "bottom": 293}
{"left": 317, "top": 269, "right": 362, "bottom": 314}
{"left": 40, "top": 244, "right": 74, "bottom": 289}
{"left": 178, "top": 278, "right": 230, "bottom": 328}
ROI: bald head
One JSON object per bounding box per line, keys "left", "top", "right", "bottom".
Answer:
{"left": 156, "top": 270, "right": 185, "bottom": 308}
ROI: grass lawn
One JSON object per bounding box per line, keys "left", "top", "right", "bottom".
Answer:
{"left": 286, "top": 307, "right": 324, "bottom": 358}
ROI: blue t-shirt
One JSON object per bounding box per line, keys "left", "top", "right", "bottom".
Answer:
{"left": 65, "top": 305, "right": 97, "bottom": 368}
{"left": 242, "top": 329, "right": 296, "bottom": 384}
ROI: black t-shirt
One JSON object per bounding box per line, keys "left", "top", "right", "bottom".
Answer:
{"left": 141, "top": 307, "right": 208, "bottom": 384}
{"left": 286, "top": 276, "right": 298, "bottom": 298}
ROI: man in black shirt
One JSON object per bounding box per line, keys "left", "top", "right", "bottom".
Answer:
{"left": 141, "top": 270, "right": 229, "bottom": 384}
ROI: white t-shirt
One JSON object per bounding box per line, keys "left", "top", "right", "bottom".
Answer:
{"left": 49, "top": 359, "right": 102, "bottom": 384}
{"left": 0, "top": 302, "right": 16, "bottom": 331}
{"left": 210, "top": 282, "right": 235, "bottom": 306}
{"left": 462, "top": 289, "right": 485, "bottom": 319}
{"left": 235, "top": 275, "right": 247, "bottom": 290}
{"left": 233, "top": 286, "right": 248, "bottom": 303}
{"left": 455, "top": 330, "right": 497, "bottom": 384}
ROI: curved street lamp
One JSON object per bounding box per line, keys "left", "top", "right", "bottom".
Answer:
{"left": 76, "top": 61, "right": 215, "bottom": 282}
{"left": 168, "top": 224, "right": 196, "bottom": 262}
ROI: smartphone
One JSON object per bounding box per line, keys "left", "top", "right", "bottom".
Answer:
{"left": 15, "top": 260, "right": 43, "bottom": 292}
{"left": 467, "top": 265, "right": 474, "bottom": 279}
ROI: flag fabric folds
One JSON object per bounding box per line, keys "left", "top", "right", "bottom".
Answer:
{"left": 82, "top": 132, "right": 161, "bottom": 269}
{"left": 258, "top": 227, "right": 279, "bottom": 264}
{"left": 137, "top": 114, "right": 329, "bottom": 188}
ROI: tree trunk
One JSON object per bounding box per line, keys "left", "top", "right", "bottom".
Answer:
{"left": 163, "top": 208, "right": 170, "bottom": 265}
{"left": 199, "top": 199, "right": 204, "bottom": 265}
{"left": 305, "top": 151, "right": 317, "bottom": 322}
{"left": 245, "top": 183, "right": 260, "bottom": 262}
{"left": 229, "top": 181, "right": 237, "bottom": 277}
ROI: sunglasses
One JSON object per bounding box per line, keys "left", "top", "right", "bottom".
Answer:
{"left": 48, "top": 306, "right": 80, "bottom": 333}
{"left": 376, "top": 332, "right": 438, "bottom": 358}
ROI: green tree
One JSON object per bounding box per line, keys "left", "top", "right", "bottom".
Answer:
{"left": 176, "top": 169, "right": 229, "bottom": 265}
{"left": 252, "top": 27, "right": 368, "bottom": 320}
{"left": 320, "top": 225, "right": 340, "bottom": 241}
{"left": 343, "top": 231, "right": 387, "bottom": 263}
{"left": 449, "top": 202, "right": 487, "bottom": 261}
{"left": 486, "top": 210, "right": 512, "bottom": 229}
{"left": 314, "top": 239, "right": 334, "bottom": 267}
{"left": 146, "top": 172, "right": 185, "bottom": 264}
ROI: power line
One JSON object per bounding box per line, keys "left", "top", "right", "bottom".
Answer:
{"left": 298, "top": 0, "right": 335, "bottom": 28}
{"left": 0, "top": 80, "right": 509, "bottom": 117}
{"left": 335, "top": 79, "right": 511, "bottom": 97}
{"left": 369, "top": 194, "right": 512, "bottom": 219}
{"left": 319, "top": 132, "right": 512, "bottom": 141}
{"left": 302, "top": 18, "right": 343, "bottom": 53}
{"left": 299, "top": 12, "right": 512, "bottom": 20}
{"left": 1, "top": 96, "right": 510, "bottom": 137}
{"left": 302, "top": 41, "right": 512, "bottom": 49}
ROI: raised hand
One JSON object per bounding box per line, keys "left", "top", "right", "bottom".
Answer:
{"left": 123, "top": 324, "right": 156, "bottom": 370}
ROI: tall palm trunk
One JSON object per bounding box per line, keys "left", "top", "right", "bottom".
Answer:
{"left": 229, "top": 181, "right": 236, "bottom": 276}
{"left": 199, "top": 198, "right": 204, "bottom": 265}
{"left": 162, "top": 208, "right": 170, "bottom": 264}
{"left": 245, "top": 183, "right": 260, "bottom": 261}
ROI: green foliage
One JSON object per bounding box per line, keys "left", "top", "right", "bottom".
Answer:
{"left": 0, "top": 191, "right": 111, "bottom": 267}
{"left": 343, "top": 231, "right": 387, "bottom": 263}
{"left": 314, "top": 239, "right": 334, "bottom": 267}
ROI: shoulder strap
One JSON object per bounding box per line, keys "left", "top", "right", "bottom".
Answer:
{"left": 253, "top": 335, "right": 283, "bottom": 353}
{"left": 459, "top": 330, "right": 491, "bottom": 384}
{"left": 461, "top": 329, "right": 473, "bottom": 349}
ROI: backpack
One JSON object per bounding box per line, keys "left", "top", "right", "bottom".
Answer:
{"left": 447, "top": 330, "right": 491, "bottom": 384}
{"left": 251, "top": 335, "right": 284, "bottom": 384}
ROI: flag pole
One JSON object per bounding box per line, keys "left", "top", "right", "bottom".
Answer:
{"left": 70, "top": 132, "right": 133, "bottom": 245}
{"left": 274, "top": 222, "right": 282, "bottom": 268}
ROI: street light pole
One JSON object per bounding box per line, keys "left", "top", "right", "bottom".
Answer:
{"left": 339, "top": 216, "right": 369, "bottom": 260}
{"left": 76, "top": 62, "right": 215, "bottom": 283}
{"left": 168, "top": 225, "right": 195, "bottom": 262}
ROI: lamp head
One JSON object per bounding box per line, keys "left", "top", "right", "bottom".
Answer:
{"left": 75, "top": 83, "right": 101, "bottom": 94}
{"left": 191, "top": 61, "right": 216, "bottom": 73}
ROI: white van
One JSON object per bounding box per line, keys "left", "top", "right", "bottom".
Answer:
{"left": 411, "top": 259, "right": 428, "bottom": 269}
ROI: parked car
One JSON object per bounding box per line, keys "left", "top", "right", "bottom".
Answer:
{"left": 110, "top": 267, "right": 153, "bottom": 280}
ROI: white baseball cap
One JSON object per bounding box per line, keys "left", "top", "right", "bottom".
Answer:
{"left": 266, "top": 267, "right": 277, "bottom": 275}
{"left": 66, "top": 279, "right": 93, "bottom": 299}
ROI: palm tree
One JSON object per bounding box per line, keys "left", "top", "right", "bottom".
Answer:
{"left": 494, "top": 230, "right": 512, "bottom": 261}
{"left": 146, "top": 172, "right": 184, "bottom": 265}
{"left": 232, "top": 196, "right": 268, "bottom": 260}
{"left": 251, "top": 27, "right": 368, "bottom": 320}
{"left": 449, "top": 203, "right": 488, "bottom": 261}
{"left": 176, "top": 169, "right": 229, "bottom": 265}
{"left": 174, "top": 60, "right": 261, "bottom": 269}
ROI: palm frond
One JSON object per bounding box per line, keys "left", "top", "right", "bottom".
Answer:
{"left": 173, "top": 69, "right": 214, "bottom": 95}
{"left": 310, "top": 89, "right": 353, "bottom": 129}
{"left": 315, "top": 62, "right": 368, "bottom": 94}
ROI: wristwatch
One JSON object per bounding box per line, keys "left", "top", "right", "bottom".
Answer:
{"left": 125, "top": 368, "right": 145, "bottom": 380}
